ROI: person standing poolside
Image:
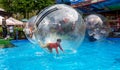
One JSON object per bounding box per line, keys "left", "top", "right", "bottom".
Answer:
{"left": 2, "top": 16, "right": 8, "bottom": 38}
{"left": 39, "top": 39, "right": 64, "bottom": 54}
{"left": 9, "top": 25, "right": 14, "bottom": 38}
{"left": 15, "top": 25, "right": 19, "bottom": 40}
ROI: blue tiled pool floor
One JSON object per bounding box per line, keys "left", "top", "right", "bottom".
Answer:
{"left": 0, "top": 39, "right": 120, "bottom": 70}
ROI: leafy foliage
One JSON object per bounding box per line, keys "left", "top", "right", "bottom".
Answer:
{"left": 2, "top": 0, "right": 55, "bottom": 18}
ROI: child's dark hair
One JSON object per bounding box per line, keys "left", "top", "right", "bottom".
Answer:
{"left": 57, "top": 39, "right": 61, "bottom": 42}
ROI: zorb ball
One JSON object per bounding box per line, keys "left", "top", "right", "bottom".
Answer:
{"left": 34, "top": 4, "right": 86, "bottom": 54}
{"left": 23, "top": 16, "right": 37, "bottom": 44}
{"left": 85, "top": 14, "right": 110, "bottom": 40}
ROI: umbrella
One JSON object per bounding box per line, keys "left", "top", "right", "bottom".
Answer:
{"left": 8, "top": 17, "right": 23, "bottom": 25}
{"left": 0, "top": 16, "right": 23, "bottom": 25}
{"left": 0, "top": 8, "right": 5, "bottom": 11}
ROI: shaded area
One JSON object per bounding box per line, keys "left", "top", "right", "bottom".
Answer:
{"left": 0, "top": 10, "right": 12, "bottom": 17}
{"left": 114, "top": 58, "right": 120, "bottom": 64}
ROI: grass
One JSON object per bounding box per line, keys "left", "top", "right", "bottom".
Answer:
{"left": 0, "top": 38, "right": 15, "bottom": 48}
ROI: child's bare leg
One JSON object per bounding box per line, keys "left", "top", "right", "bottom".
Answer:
{"left": 47, "top": 47, "right": 52, "bottom": 53}
{"left": 39, "top": 41, "right": 48, "bottom": 48}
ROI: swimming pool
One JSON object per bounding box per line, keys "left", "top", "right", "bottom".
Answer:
{"left": 0, "top": 38, "right": 120, "bottom": 70}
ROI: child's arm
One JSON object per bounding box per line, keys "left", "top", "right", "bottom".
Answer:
{"left": 55, "top": 48, "right": 59, "bottom": 54}
{"left": 58, "top": 45, "right": 63, "bottom": 52}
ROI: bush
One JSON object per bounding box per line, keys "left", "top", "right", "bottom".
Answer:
{"left": 0, "top": 39, "right": 15, "bottom": 48}
{"left": 0, "top": 27, "right": 3, "bottom": 38}
{"left": 14, "top": 26, "right": 26, "bottom": 39}
{"left": 0, "top": 26, "right": 26, "bottom": 39}
{"left": 0, "top": 27, "right": 2, "bottom": 32}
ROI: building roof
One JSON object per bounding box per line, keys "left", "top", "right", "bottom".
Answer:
{"left": 56, "top": 0, "right": 120, "bottom": 13}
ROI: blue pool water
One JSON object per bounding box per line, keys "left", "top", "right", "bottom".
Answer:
{"left": 0, "top": 38, "right": 120, "bottom": 70}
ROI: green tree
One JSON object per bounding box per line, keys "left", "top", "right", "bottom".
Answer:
{"left": 34, "top": 0, "right": 55, "bottom": 11}
{"left": 0, "top": 0, "right": 4, "bottom": 8}
{"left": 2, "top": 0, "right": 55, "bottom": 18}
